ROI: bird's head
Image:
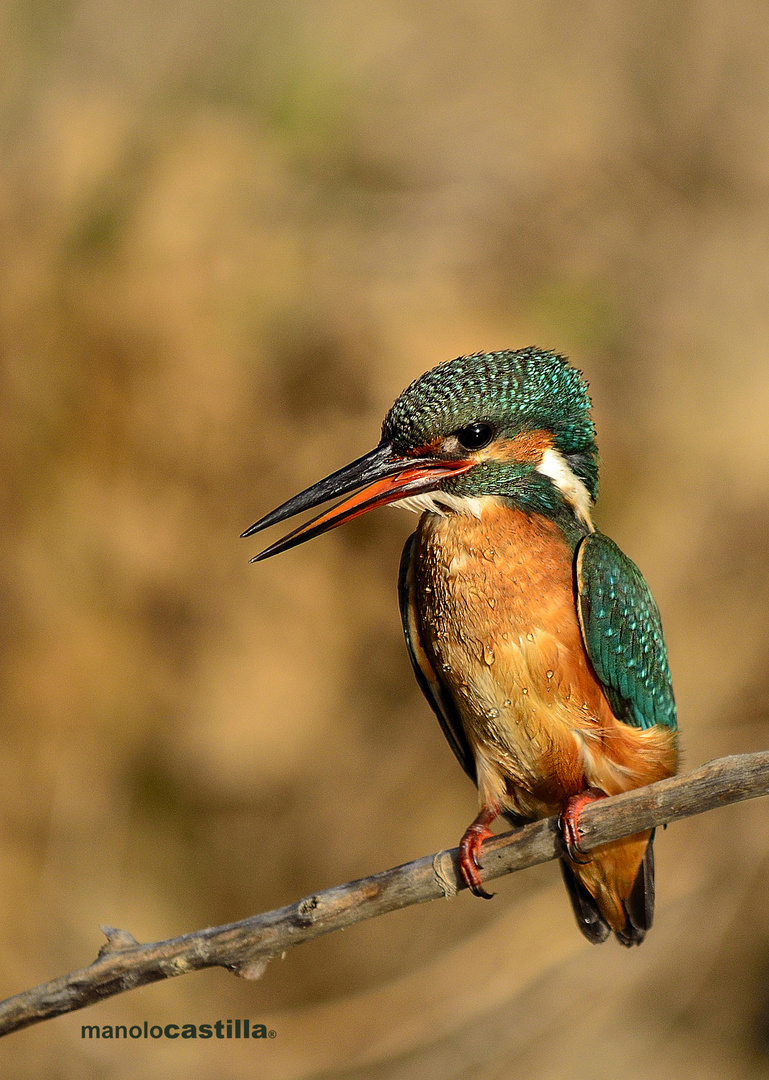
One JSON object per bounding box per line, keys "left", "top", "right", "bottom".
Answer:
{"left": 245, "top": 348, "right": 599, "bottom": 560}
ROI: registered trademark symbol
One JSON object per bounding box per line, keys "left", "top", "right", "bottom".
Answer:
{"left": 268, "top": 1030, "right": 276, "bottom": 1038}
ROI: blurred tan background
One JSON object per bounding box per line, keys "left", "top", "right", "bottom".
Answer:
{"left": 3, "top": 0, "right": 769, "bottom": 1076}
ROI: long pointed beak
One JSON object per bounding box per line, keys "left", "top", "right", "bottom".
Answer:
{"left": 243, "top": 440, "right": 473, "bottom": 561}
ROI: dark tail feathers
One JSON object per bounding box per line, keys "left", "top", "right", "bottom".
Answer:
{"left": 560, "top": 831, "right": 655, "bottom": 947}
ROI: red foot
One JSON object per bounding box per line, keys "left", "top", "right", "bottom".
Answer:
{"left": 559, "top": 789, "right": 606, "bottom": 864}
{"left": 459, "top": 804, "right": 499, "bottom": 899}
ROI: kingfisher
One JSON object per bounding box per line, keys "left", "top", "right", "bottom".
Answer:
{"left": 243, "top": 349, "right": 678, "bottom": 946}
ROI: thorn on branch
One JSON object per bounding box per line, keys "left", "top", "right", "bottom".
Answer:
{"left": 97, "top": 927, "right": 140, "bottom": 958}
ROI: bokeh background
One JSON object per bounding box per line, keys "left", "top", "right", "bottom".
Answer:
{"left": 3, "top": 0, "right": 769, "bottom": 1076}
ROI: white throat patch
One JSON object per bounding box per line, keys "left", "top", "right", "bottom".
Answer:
{"left": 391, "top": 490, "right": 486, "bottom": 519}
{"left": 536, "top": 447, "right": 595, "bottom": 530}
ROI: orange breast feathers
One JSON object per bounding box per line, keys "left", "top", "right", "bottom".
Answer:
{"left": 412, "top": 503, "right": 676, "bottom": 822}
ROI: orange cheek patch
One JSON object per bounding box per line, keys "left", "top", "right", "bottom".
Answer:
{"left": 407, "top": 437, "right": 445, "bottom": 458}
{"left": 483, "top": 429, "right": 554, "bottom": 464}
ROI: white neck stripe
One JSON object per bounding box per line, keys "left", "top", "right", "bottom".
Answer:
{"left": 536, "top": 447, "right": 595, "bottom": 530}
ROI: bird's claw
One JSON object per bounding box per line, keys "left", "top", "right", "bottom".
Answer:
{"left": 559, "top": 790, "right": 605, "bottom": 864}
{"left": 459, "top": 807, "right": 498, "bottom": 899}
{"left": 560, "top": 825, "right": 591, "bottom": 864}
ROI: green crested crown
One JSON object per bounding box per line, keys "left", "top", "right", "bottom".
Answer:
{"left": 382, "top": 348, "right": 599, "bottom": 499}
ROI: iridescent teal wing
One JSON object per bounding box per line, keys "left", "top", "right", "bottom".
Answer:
{"left": 575, "top": 532, "right": 677, "bottom": 732}
{"left": 398, "top": 532, "right": 477, "bottom": 785}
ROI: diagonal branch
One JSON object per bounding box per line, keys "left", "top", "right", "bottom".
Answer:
{"left": 1, "top": 752, "right": 768, "bottom": 1038}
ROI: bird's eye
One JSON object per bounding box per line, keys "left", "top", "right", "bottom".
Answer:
{"left": 456, "top": 422, "right": 494, "bottom": 451}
